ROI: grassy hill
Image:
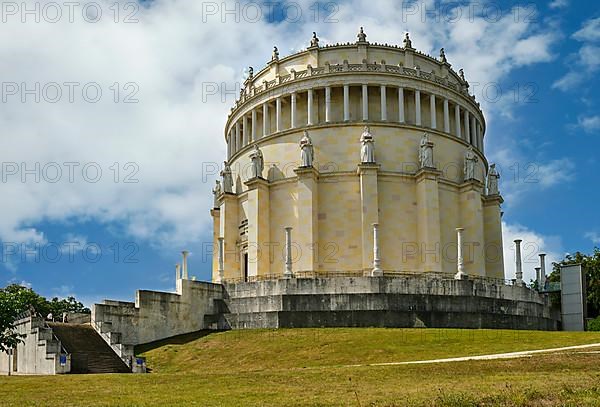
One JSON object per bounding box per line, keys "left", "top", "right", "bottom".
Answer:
{"left": 2, "top": 328, "right": 600, "bottom": 406}
{"left": 136, "top": 328, "right": 600, "bottom": 373}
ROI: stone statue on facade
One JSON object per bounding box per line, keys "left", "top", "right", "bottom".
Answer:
{"left": 419, "top": 133, "right": 434, "bottom": 168}
{"left": 249, "top": 144, "right": 264, "bottom": 179}
{"left": 487, "top": 163, "right": 500, "bottom": 195}
{"left": 440, "top": 48, "right": 447, "bottom": 63}
{"left": 403, "top": 32, "right": 413, "bottom": 49}
{"left": 357, "top": 27, "right": 367, "bottom": 43}
{"left": 464, "top": 146, "right": 478, "bottom": 181}
{"left": 360, "top": 126, "right": 376, "bottom": 163}
{"left": 220, "top": 161, "right": 233, "bottom": 193}
{"left": 212, "top": 180, "right": 222, "bottom": 208}
{"left": 310, "top": 32, "right": 319, "bottom": 48}
{"left": 459, "top": 68, "right": 465, "bottom": 81}
{"left": 299, "top": 130, "right": 314, "bottom": 168}
{"left": 272, "top": 46, "right": 279, "bottom": 61}
{"left": 248, "top": 66, "right": 254, "bottom": 79}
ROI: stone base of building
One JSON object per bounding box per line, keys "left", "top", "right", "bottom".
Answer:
{"left": 89, "top": 275, "right": 561, "bottom": 360}
{"left": 216, "top": 276, "right": 560, "bottom": 331}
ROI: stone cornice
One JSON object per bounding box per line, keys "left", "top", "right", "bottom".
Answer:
{"left": 483, "top": 194, "right": 504, "bottom": 206}
{"left": 244, "top": 176, "right": 269, "bottom": 189}
{"left": 294, "top": 166, "right": 320, "bottom": 179}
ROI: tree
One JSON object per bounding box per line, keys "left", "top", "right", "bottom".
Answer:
{"left": 0, "top": 284, "right": 91, "bottom": 352}
{"left": 549, "top": 247, "right": 600, "bottom": 316}
{"left": 47, "top": 296, "right": 90, "bottom": 316}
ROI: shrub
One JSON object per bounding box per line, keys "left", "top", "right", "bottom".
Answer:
{"left": 588, "top": 316, "right": 600, "bottom": 331}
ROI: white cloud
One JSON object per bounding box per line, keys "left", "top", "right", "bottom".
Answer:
{"left": 577, "top": 115, "right": 600, "bottom": 133}
{"left": 554, "top": 16, "right": 600, "bottom": 91}
{"left": 535, "top": 158, "right": 575, "bottom": 188}
{"left": 573, "top": 17, "right": 600, "bottom": 42}
{"left": 549, "top": 0, "right": 569, "bottom": 9}
{"left": 489, "top": 147, "right": 574, "bottom": 206}
{"left": 585, "top": 232, "right": 600, "bottom": 244}
{"left": 0, "top": 0, "right": 559, "bottom": 265}
{"left": 502, "top": 222, "right": 563, "bottom": 283}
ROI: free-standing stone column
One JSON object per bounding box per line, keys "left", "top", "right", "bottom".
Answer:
{"left": 535, "top": 267, "right": 541, "bottom": 291}
{"left": 325, "top": 87, "right": 331, "bottom": 122}
{"left": 235, "top": 121, "right": 241, "bottom": 149}
{"left": 398, "top": 87, "right": 405, "bottom": 123}
{"left": 175, "top": 264, "right": 181, "bottom": 280}
{"left": 181, "top": 250, "right": 189, "bottom": 280}
{"left": 227, "top": 131, "right": 231, "bottom": 158}
{"left": 291, "top": 92, "right": 297, "bottom": 128}
{"left": 514, "top": 239, "right": 523, "bottom": 285}
{"left": 276, "top": 97, "right": 282, "bottom": 133}
{"left": 454, "top": 105, "right": 461, "bottom": 138}
{"left": 358, "top": 163, "right": 380, "bottom": 275}
{"left": 243, "top": 115, "right": 248, "bottom": 145}
{"left": 217, "top": 237, "right": 225, "bottom": 283}
{"left": 464, "top": 110, "right": 470, "bottom": 143}
{"left": 284, "top": 227, "right": 293, "bottom": 278}
{"left": 307, "top": 89, "right": 314, "bottom": 125}
{"left": 455, "top": 227, "right": 467, "bottom": 279}
{"left": 471, "top": 116, "right": 477, "bottom": 147}
{"left": 362, "top": 84, "right": 369, "bottom": 121}
{"left": 251, "top": 109, "right": 257, "bottom": 142}
{"left": 443, "top": 99, "right": 450, "bottom": 133}
{"left": 343, "top": 85, "right": 350, "bottom": 121}
{"left": 262, "top": 102, "right": 269, "bottom": 137}
{"left": 539, "top": 253, "right": 547, "bottom": 290}
{"left": 371, "top": 223, "right": 383, "bottom": 276}
{"left": 380, "top": 85, "right": 387, "bottom": 121}
{"left": 229, "top": 127, "right": 238, "bottom": 155}
{"left": 430, "top": 93, "right": 436, "bottom": 129}
{"left": 415, "top": 90, "right": 421, "bottom": 125}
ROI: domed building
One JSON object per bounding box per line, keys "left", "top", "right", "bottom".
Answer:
{"left": 211, "top": 29, "right": 504, "bottom": 283}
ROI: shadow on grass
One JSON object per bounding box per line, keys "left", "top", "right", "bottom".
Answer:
{"left": 135, "top": 330, "right": 226, "bottom": 356}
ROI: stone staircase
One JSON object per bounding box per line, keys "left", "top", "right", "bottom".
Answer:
{"left": 94, "top": 320, "right": 135, "bottom": 365}
{"left": 48, "top": 323, "right": 130, "bottom": 374}
{"left": 31, "top": 319, "right": 65, "bottom": 361}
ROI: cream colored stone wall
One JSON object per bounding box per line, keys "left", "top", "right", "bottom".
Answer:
{"left": 213, "top": 40, "right": 503, "bottom": 282}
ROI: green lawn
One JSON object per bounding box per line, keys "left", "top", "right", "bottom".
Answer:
{"left": 137, "top": 328, "right": 600, "bottom": 373}
{"left": 2, "top": 328, "right": 600, "bottom": 406}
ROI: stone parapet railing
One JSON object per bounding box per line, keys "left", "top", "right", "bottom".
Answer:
{"left": 230, "top": 61, "right": 477, "bottom": 118}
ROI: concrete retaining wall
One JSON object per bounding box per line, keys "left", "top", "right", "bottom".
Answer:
{"left": 92, "top": 279, "right": 224, "bottom": 347}
{"left": 0, "top": 316, "right": 70, "bottom": 375}
{"left": 90, "top": 275, "right": 560, "bottom": 359}
{"left": 220, "top": 277, "right": 560, "bottom": 330}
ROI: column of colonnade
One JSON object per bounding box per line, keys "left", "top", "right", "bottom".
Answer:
{"left": 226, "top": 85, "right": 484, "bottom": 159}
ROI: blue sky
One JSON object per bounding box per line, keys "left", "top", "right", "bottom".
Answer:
{"left": 1, "top": 0, "right": 599, "bottom": 305}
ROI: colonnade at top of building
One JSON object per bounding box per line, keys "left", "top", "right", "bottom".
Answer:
{"left": 225, "top": 83, "right": 485, "bottom": 160}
